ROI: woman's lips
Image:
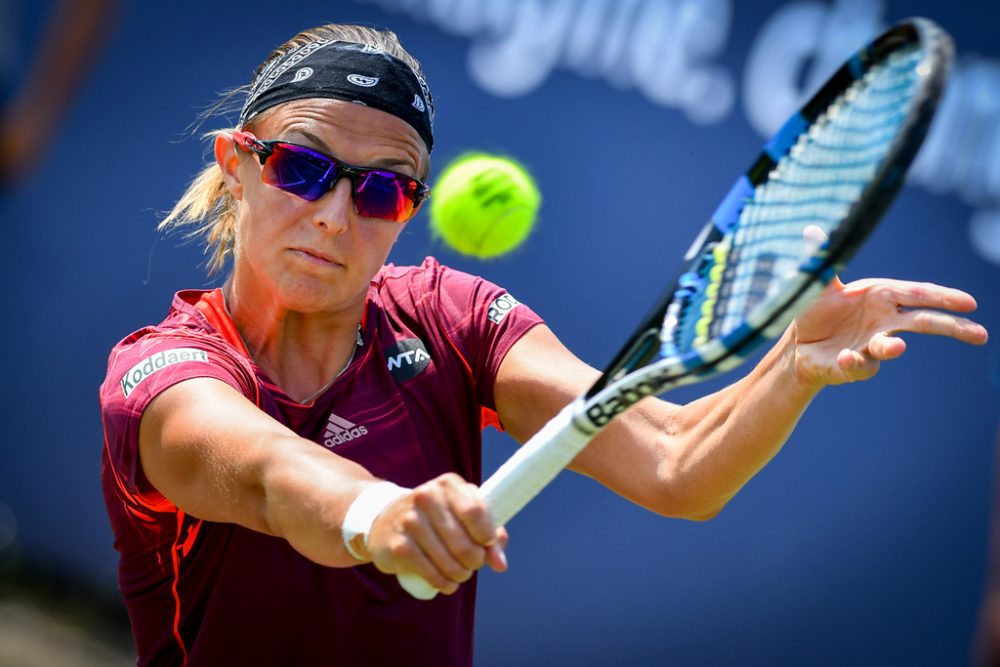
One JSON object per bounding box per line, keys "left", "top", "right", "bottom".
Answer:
{"left": 292, "top": 247, "right": 342, "bottom": 267}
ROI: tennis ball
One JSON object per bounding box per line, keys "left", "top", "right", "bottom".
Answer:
{"left": 429, "top": 153, "right": 541, "bottom": 259}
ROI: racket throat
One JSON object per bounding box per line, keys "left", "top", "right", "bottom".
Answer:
{"left": 588, "top": 327, "right": 661, "bottom": 399}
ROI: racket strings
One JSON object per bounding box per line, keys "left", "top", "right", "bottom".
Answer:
{"left": 663, "top": 46, "right": 925, "bottom": 354}
{"left": 706, "top": 46, "right": 922, "bottom": 342}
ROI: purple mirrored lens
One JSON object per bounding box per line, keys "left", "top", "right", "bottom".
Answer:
{"left": 262, "top": 145, "right": 334, "bottom": 202}
{"left": 262, "top": 143, "right": 422, "bottom": 221}
{"left": 354, "top": 170, "right": 417, "bottom": 221}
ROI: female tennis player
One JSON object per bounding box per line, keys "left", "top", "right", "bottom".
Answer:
{"left": 99, "top": 22, "right": 987, "bottom": 666}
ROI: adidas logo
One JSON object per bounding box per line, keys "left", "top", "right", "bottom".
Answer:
{"left": 323, "top": 412, "right": 369, "bottom": 447}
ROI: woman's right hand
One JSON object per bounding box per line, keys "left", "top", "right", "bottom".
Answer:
{"left": 366, "top": 473, "right": 508, "bottom": 595}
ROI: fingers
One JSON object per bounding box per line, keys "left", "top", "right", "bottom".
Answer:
{"left": 411, "top": 480, "right": 492, "bottom": 574}
{"left": 839, "top": 278, "right": 988, "bottom": 347}
{"left": 368, "top": 474, "right": 506, "bottom": 594}
{"left": 449, "top": 481, "right": 500, "bottom": 548}
{"left": 388, "top": 524, "right": 463, "bottom": 595}
{"left": 845, "top": 278, "right": 980, "bottom": 314}
{"left": 864, "top": 331, "right": 906, "bottom": 361}
{"left": 836, "top": 347, "right": 880, "bottom": 382}
{"left": 844, "top": 309, "right": 985, "bottom": 382}
{"left": 485, "top": 528, "right": 510, "bottom": 573}
{"left": 877, "top": 309, "right": 989, "bottom": 349}
{"left": 859, "top": 309, "right": 984, "bottom": 370}
{"left": 793, "top": 275, "right": 987, "bottom": 388}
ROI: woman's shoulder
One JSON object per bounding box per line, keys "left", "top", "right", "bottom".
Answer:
{"left": 373, "top": 256, "right": 501, "bottom": 299}
{"left": 104, "top": 289, "right": 252, "bottom": 382}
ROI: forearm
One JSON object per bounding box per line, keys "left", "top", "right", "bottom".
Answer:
{"left": 495, "top": 324, "right": 822, "bottom": 520}
{"left": 139, "top": 378, "right": 382, "bottom": 568}
{"left": 650, "top": 326, "right": 821, "bottom": 517}
{"left": 256, "top": 436, "right": 381, "bottom": 568}
{"left": 497, "top": 279, "right": 986, "bottom": 523}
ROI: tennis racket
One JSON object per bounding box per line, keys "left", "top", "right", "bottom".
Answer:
{"left": 399, "top": 17, "right": 952, "bottom": 599}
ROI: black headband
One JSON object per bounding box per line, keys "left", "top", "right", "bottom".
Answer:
{"left": 240, "top": 40, "right": 435, "bottom": 152}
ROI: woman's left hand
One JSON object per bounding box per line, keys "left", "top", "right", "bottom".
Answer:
{"left": 790, "top": 276, "right": 988, "bottom": 389}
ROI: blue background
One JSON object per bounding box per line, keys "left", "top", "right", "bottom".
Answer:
{"left": 2, "top": 1, "right": 999, "bottom": 665}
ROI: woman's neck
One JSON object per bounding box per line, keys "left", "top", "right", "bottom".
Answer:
{"left": 222, "top": 279, "right": 364, "bottom": 403}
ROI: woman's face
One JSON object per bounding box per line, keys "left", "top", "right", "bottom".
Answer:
{"left": 223, "top": 98, "right": 428, "bottom": 315}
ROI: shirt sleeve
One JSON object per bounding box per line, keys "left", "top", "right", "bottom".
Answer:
{"left": 425, "top": 260, "right": 544, "bottom": 412}
{"left": 99, "top": 329, "right": 258, "bottom": 508}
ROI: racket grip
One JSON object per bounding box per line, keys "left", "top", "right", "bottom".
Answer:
{"left": 397, "top": 402, "right": 592, "bottom": 600}
{"left": 480, "top": 401, "right": 592, "bottom": 526}
{"left": 397, "top": 572, "right": 439, "bottom": 600}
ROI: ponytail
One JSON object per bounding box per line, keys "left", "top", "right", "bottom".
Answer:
{"left": 158, "top": 130, "right": 238, "bottom": 275}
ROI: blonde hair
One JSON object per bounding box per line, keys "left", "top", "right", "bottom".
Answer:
{"left": 159, "top": 24, "right": 433, "bottom": 275}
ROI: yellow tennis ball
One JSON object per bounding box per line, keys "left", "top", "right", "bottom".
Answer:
{"left": 429, "top": 153, "right": 541, "bottom": 259}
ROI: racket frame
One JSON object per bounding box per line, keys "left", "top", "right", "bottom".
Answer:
{"left": 397, "top": 18, "right": 953, "bottom": 600}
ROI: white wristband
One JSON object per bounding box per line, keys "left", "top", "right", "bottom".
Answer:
{"left": 342, "top": 481, "right": 410, "bottom": 562}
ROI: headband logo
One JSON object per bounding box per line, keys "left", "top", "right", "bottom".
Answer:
{"left": 292, "top": 67, "right": 314, "bottom": 83}
{"left": 242, "top": 39, "right": 332, "bottom": 122}
{"left": 412, "top": 94, "right": 426, "bottom": 113}
{"left": 413, "top": 73, "right": 434, "bottom": 124}
{"left": 347, "top": 74, "right": 379, "bottom": 87}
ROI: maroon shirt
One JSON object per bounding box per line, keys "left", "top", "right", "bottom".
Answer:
{"left": 100, "top": 258, "right": 542, "bottom": 666}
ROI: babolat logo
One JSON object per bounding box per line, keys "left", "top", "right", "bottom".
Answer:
{"left": 584, "top": 370, "right": 672, "bottom": 428}
{"left": 487, "top": 293, "right": 520, "bottom": 325}
{"left": 323, "top": 413, "right": 369, "bottom": 447}
{"left": 385, "top": 338, "right": 431, "bottom": 382}
{"left": 120, "top": 348, "right": 209, "bottom": 398}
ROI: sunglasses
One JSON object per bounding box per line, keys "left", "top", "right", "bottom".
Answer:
{"left": 231, "top": 130, "right": 429, "bottom": 223}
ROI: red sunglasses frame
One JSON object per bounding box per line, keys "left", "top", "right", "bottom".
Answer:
{"left": 231, "top": 129, "right": 429, "bottom": 222}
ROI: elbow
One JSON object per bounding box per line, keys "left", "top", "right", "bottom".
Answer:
{"left": 646, "top": 475, "right": 732, "bottom": 522}
{"left": 681, "top": 504, "right": 725, "bottom": 522}
{"left": 647, "top": 495, "right": 728, "bottom": 523}
{"left": 652, "top": 438, "right": 762, "bottom": 519}
{"left": 658, "top": 499, "right": 727, "bottom": 522}
{"left": 649, "top": 447, "right": 735, "bottom": 522}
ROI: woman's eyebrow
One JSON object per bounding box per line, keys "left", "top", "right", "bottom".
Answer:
{"left": 284, "top": 129, "right": 417, "bottom": 172}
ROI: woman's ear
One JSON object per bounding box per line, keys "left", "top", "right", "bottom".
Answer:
{"left": 215, "top": 133, "right": 243, "bottom": 199}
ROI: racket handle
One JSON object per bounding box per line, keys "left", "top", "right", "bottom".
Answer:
{"left": 397, "top": 402, "right": 592, "bottom": 599}
{"left": 398, "top": 572, "right": 439, "bottom": 600}
{"left": 480, "top": 401, "right": 592, "bottom": 525}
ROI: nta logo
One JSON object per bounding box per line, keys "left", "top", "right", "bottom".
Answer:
{"left": 385, "top": 338, "right": 431, "bottom": 382}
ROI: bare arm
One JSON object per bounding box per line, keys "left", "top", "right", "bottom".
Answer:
{"left": 138, "top": 376, "right": 506, "bottom": 593}
{"left": 138, "top": 377, "right": 375, "bottom": 567}
{"left": 494, "top": 324, "right": 815, "bottom": 520}
{"left": 494, "top": 278, "right": 988, "bottom": 520}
